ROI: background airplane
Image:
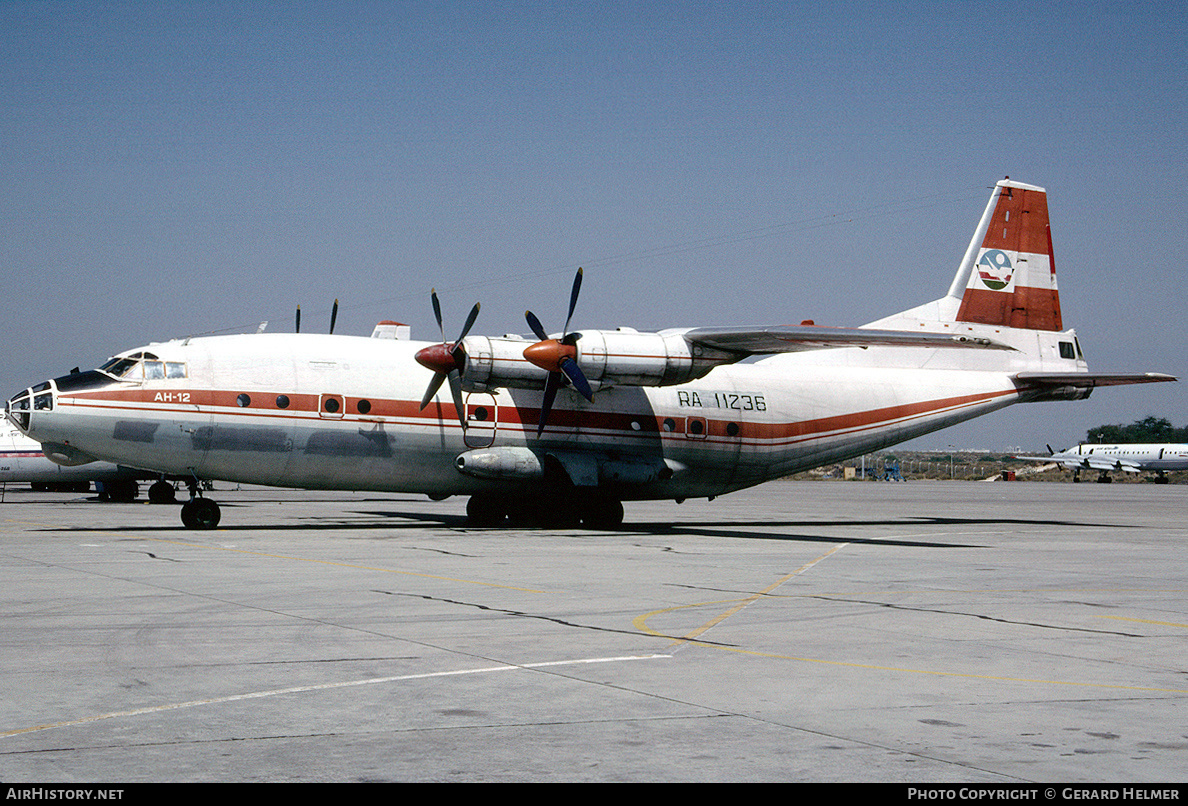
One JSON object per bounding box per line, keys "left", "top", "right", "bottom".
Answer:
{"left": 1017, "top": 443, "right": 1188, "bottom": 483}
{"left": 0, "top": 421, "right": 168, "bottom": 500}
{"left": 5, "top": 179, "right": 1174, "bottom": 529}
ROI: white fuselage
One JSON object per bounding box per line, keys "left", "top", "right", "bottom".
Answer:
{"left": 7, "top": 319, "right": 1085, "bottom": 501}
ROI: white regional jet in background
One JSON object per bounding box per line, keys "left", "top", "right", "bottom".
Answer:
{"left": 4, "top": 178, "right": 1175, "bottom": 529}
{"left": 1017, "top": 443, "right": 1188, "bottom": 483}
{"left": 0, "top": 420, "right": 160, "bottom": 500}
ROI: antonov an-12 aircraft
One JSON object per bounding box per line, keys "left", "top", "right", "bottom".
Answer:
{"left": 5, "top": 178, "right": 1175, "bottom": 529}
{"left": 1018, "top": 443, "right": 1188, "bottom": 483}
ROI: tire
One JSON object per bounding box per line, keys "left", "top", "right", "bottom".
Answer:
{"left": 148, "top": 481, "right": 177, "bottom": 504}
{"left": 180, "top": 498, "right": 220, "bottom": 530}
{"left": 466, "top": 495, "right": 506, "bottom": 527}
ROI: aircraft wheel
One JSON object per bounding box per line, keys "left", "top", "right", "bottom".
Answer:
{"left": 180, "top": 498, "right": 220, "bottom": 530}
{"left": 466, "top": 495, "right": 506, "bottom": 527}
{"left": 107, "top": 480, "right": 139, "bottom": 502}
{"left": 581, "top": 499, "right": 624, "bottom": 530}
{"left": 148, "top": 480, "right": 177, "bottom": 504}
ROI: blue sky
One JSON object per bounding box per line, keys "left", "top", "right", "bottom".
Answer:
{"left": 2, "top": 1, "right": 1184, "bottom": 450}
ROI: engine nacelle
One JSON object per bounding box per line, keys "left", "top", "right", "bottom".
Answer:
{"left": 456, "top": 446, "right": 682, "bottom": 487}
{"left": 459, "top": 329, "right": 736, "bottom": 393}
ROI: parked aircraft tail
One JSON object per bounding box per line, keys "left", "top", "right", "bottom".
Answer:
{"left": 948, "top": 178, "right": 1062, "bottom": 331}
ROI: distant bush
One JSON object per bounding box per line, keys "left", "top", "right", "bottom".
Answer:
{"left": 1087, "top": 416, "right": 1188, "bottom": 443}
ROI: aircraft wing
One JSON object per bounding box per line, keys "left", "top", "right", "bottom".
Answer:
{"left": 1084, "top": 456, "right": 1142, "bottom": 472}
{"left": 1016, "top": 454, "right": 1072, "bottom": 468}
{"left": 681, "top": 325, "right": 1013, "bottom": 355}
{"left": 1014, "top": 372, "right": 1177, "bottom": 388}
{"left": 1016, "top": 454, "right": 1143, "bottom": 473}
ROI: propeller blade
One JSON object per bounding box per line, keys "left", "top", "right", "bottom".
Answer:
{"left": 525, "top": 310, "right": 549, "bottom": 342}
{"left": 563, "top": 267, "right": 583, "bottom": 335}
{"left": 419, "top": 371, "right": 447, "bottom": 411}
{"left": 295, "top": 305, "right": 301, "bottom": 333}
{"left": 329, "top": 299, "right": 339, "bottom": 334}
{"left": 558, "top": 356, "right": 594, "bottom": 402}
{"left": 457, "top": 302, "right": 481, "bottom": 344}
{"left": 447, "top": 370, "right": 467, "bottom": 432}
{"left": 431, "top": 288, "right": 444, "bottom": 341}
{"left": 536, "top": 372, "right": 561, "bottom": 436}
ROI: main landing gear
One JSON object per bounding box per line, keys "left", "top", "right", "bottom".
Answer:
{"left": 180, "top": 479, "right": 220, "bottom": 529}
{"left": 466, "top": 493, "right": 625, "bottom": 529}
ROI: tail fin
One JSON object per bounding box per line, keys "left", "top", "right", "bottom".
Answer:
{"left": 948, "top": 178, "right": 1063, "bottom": 331}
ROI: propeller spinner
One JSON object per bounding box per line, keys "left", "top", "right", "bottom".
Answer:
{"left": 523, "top": 267, "right": 594, "bottom": 435}
{"left": 414, "top": 289, "right": 480, "bottom": 431}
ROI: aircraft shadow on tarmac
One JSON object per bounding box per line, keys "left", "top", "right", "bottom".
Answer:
{"left": 33, "top": 505, "right": 1135, "bottom": 551}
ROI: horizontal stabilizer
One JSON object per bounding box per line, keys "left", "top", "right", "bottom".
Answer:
{"left": 683, "top": 325, "right": 1014, "bottom": 355}
{"left": 1014, "top": 372, "right": 1176, "bottom": 388}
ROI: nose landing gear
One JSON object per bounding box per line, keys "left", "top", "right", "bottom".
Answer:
{"left": 180, "top": 479, "right": 220, "bottom": 529}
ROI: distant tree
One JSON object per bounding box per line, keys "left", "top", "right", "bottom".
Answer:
{"left": 1086, "top": 416, "right": 1188, "bottom": 443}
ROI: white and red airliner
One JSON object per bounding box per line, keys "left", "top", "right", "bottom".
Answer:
{"left": 5, "top": 179, "right": 1174, "bottom": 529}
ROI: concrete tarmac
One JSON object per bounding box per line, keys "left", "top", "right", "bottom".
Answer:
{"left": 1, "top": 480, "right": 1186, "bottom": 783}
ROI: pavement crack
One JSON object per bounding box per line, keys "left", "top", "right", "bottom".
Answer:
{"left": 134, "top": 551, "right": 182, "bottom": 563}
{"left": 370, "top": 589, "right": 734, "bottom": 645}
{"left": 814, "top": 596, "right": 1144, "bottom": 637}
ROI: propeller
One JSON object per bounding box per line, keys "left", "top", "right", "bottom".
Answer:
{"left": 295, "top": 301, "right": 339, "bottom": 334}
{"left": 522, "top": 267, "right": 594, "bottom": 436}
{"left": 414, "top": 289, "right": 480, "bottom": 430}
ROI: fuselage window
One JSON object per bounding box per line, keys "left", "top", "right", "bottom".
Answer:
{"left": 237, "top": 394, "right": 251, "bottom": 408}
{"left": 356, "top": 399, "right": 372, "bottom": 415}
{"left": 276, "top": 395, "right": 290, "bottom": 409}
{"left": 1059, "top": 342, "right": 1075, "bottom": 360}
{"left": 323, "top": 397, "right": 340, "bottom": 413}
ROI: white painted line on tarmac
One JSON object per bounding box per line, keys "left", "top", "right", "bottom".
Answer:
{"left": 2, "top": 653, "right": 672, "bottom": 739}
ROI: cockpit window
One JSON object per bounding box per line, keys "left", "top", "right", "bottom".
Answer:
{"left": 100, "top": 357, "right": 141, "bottom": 378}
{"left": 97, "top": 354, "right": 186, "bottom": 381}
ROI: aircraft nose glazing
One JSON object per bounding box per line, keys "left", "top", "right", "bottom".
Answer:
{"left": 7, "top": 390, "right": 32, "bottom": 432}
{"left": 6, "top": 382, "right": 54, "bottom": 434}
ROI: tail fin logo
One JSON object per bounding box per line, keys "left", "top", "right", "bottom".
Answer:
{"left": 976, "top": 249, "right": 1013, "bottom": 290}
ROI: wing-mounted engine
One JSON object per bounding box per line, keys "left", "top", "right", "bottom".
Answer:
{"left": 457, "top": 328, "right": 738, "bottom": 394}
